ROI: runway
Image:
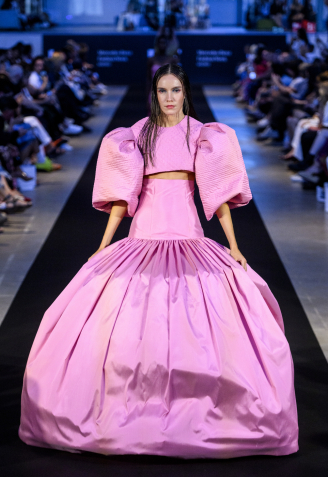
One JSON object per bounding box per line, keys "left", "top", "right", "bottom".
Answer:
{"left": 0, "top": 86, "right": 328, "bottom": 476}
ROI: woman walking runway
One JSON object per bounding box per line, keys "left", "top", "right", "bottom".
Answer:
{"left": 19, "top": 64, "right": 298, "bottom": 459}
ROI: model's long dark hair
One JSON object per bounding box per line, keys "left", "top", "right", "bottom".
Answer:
{"left": 138, "top": 64, "right": 198, "bottom": 167}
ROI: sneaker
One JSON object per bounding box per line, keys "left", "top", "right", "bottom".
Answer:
{"left": 257, "top": 117, "right": 269, "bottom": 128}
{"left": 36, "top": 157, "right": 62, "bottom": 172}
{"left": 60, "top": 143, "right": 73, "bottom": 151}
{"left": 316, "top": 186, "right": 325, "bottom": 202}
{"left": 63, "top": 118, "right": 75, "bottom": 127}
{"left": 93, "top": 83, "right": 107, "bottom": 95}
{"left": 299, "top": 170, "right": 320, "bottom": 184}
{"left": 61, "top": 124, "right": 83, "bottom": 135}
{"left": 245, "top": 109, "right": 264, "bottom": 120}
{"left": 290, "top": 174, "right": 304, "bottom": 182}
{"left": 257, "top": 126, "right": 280, "bottom": 141}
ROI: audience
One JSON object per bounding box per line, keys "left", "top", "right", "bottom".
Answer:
{"left": 234, "top": 33, "right": 328, "bottom": 207}
{"left": 2, "top": 20, "right": 326, "bottom": 235}
{"left": 245, "top": 0, "right": 316, "bottom": 31}
{"left": 0, "top": 1, "right": 54, "bottom": 31}
{"left": 117, "top": 0, "right": 210, "bottom": 31}
{"left": 0, "top": 40, "right": 107, "bottom": 233}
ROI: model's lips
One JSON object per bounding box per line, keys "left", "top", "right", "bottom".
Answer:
{"left": 166, "top": 105, "right": 175, "bottom": 109}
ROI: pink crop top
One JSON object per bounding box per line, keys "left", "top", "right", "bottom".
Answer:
{"left": 92, "top": 116, "right": 252, "bottom": 221}
{"left": 131, "top": 116, "right": 201, "bottom": 176}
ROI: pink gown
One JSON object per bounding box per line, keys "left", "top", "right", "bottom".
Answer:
{"left": 19, "top": 116, "right": 299, "bottom": 459}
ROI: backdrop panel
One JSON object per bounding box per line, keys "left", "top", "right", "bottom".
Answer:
{"left": 43, "top": 33, "right": 286, "bottom": 84}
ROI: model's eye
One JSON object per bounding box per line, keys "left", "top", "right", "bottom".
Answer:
{"left": 158, "top": 89, "right": 166, "bottom": 93}
{"left": 173, "top": 89, "right": 181, "bottom": 93}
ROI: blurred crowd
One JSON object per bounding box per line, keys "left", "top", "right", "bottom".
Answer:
{"left": 0, "top": 0, "right": 54, "bottom": 31}
{"left": 245, "top": 0, "right": 317, "bottom": 31}
{"left": 118, "top": 0, "right": 317, "bottom": 33}
{"left": 0, "top": 39, "right": 107, "bottom": 233}
{"left": 117, "top": 0, "right": 210, "bottom": 31}
{"left": 233, "top": 28, "right": 328, "bottom": 207}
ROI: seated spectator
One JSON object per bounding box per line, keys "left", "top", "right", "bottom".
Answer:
{"left": 257, "top": 62, "right": 310, "bottom": 142}
{"left": 28, "top": 56, "right": 52, "bottom": 98}
{"left": 197, "top": 0, "right": 210, "bottom": 29}
{"left": 290, "top": 28, "right": 310, "bottom": 59}
{"left": 0, "top": 96, "right": 61, "bottom": 172}
{"left": 0, "top": 168, "right": 31, "bottom": 215}
{"left": 145, "top": 0, "right": 159, "bottom": 30}
{"left": 0, "top": 38, "right": 107, "bottom": 234}
{"left": 289, "top": 80, "right": 328, "bottom": 174}
{"left": 236, "top": 39, "right": 328, "bottom": 204}
{"left": 270, "top": 0, "right": 286, "bottom": 29}
{"left": 45, "top": 52, "right": 94, "bottom": 130}
{"left": 288, "top": 0, "right": 304, "bottom": 26}
{"left": 303, "top": 0, "right": 316, "bottom": 23}
{"left": 245, "top": 0, "right": 317, "bottom": 32}
{"left": 27, "top": 55, "right": 84, "bottom": 136}
{"left": 235, "top": 44, "right": 271, "bottom": 104}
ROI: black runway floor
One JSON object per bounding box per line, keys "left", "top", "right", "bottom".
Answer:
{"left": 1, "top": 86, "right": 328, "bottom": 476}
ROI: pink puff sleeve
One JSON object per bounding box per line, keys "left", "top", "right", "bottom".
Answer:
{"left": 92, "top": 127, "right": 144, "bottom": 217}
{"left": 195, "top": 122, "right": 252, "bottom": 221}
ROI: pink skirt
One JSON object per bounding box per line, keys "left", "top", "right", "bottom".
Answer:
{"left": 19, "top": 179, "right": 299, "bottom": 458}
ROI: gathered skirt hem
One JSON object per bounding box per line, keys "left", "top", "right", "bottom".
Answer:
{"left": 19, "top": 235, "right": 298, "bottom": 458}
{"left": 19, "top": 430, "right": 299, "bottom": 459}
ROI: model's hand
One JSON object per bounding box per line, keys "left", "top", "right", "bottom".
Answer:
{"left": 88, "top": 247, "right": 105, "bottom": 261}
{"left": 230, "top": 247, "right": 247, "bottom": 271}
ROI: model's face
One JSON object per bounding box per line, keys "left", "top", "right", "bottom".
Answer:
{"left": 157, "top": 74, "right": 184, "bottom": 118}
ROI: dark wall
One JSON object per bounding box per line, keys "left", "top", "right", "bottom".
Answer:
{"left": 43, "top": 33, "right": 286, "bottom": 85}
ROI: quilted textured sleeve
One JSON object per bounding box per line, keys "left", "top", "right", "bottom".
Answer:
{"left": 195, "top": 122, "right": 252, "bottom": 221}
{"left": 92, "top": 127, "right": 144, "bottom": 217}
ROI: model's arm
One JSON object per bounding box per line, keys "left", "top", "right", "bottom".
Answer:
{"left": 216, "top": 203, "right": 247, "bottom": 271}
{"left": 88, "top": 200, "right": 128, "bottom": 260}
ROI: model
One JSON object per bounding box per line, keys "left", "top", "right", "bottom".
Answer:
{"left": 19, "top": 64, "right": 299, "bottom": 459}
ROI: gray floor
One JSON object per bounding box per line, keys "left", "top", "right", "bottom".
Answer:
{"left": 204, "top": 86, "right": 328, "bottom": 360}
{"left": 0, "top": 86, "right": 127, "bottom": 326}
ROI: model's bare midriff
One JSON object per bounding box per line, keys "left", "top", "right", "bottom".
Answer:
{"left": 143, "top": 170, "right": 195, "bottom": 180}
